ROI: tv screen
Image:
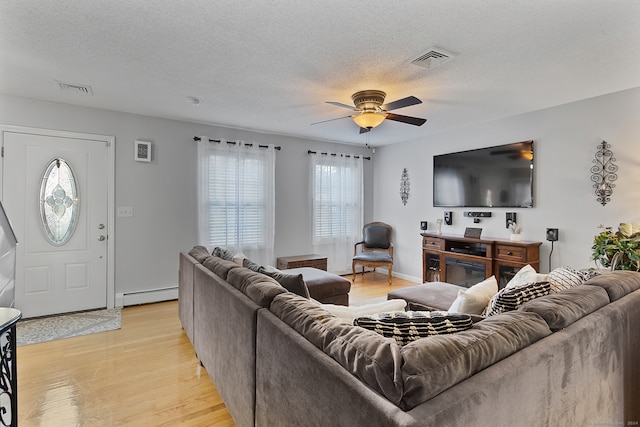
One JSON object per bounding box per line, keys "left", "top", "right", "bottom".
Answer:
{"left": 433, "top": 141, "right": 534, "bottom": 208}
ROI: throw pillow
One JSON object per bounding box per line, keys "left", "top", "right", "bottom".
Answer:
{"left": 483, "top": 281, "right": 551, "bottom": 316}
{"left": 260, "top": 268, "right": 310, "bottom": 299}
{"left": 448, "top": 276, "right": 498, "bottom": 315}
{"left": 212, "top": 247, "right": 234, "bottom": 261}
{"left": 505, "top": 264, "right": 548, "bottom": 289}
{"left": 548, "top": 266, "right": 585, "bottom": 293}
{"left": 242, "top": 258, "right": 263, "bottom": 272}
{"left": 354, "top": 311, "right": 473, "bottom": 346}
{"left": 578, "top": 268, "right": 602, "bottom": 281}
{"left": 320, "top": 299, "right": 408, "bottom": 324}
{"left": 232, "top": 252, "right": 247, "bottom": 266}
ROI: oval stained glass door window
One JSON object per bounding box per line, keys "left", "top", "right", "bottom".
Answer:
{"left": 39, "top": 158, "right": 80, "bottom": 245}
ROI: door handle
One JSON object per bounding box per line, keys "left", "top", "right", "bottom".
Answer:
{"left": 98, "top": 224, "right": 105, "bottom": 229}
{"left": 98, "top": 235, "right": 106, "bottom": 241}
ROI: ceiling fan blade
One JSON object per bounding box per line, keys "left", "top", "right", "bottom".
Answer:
{"left": 382, "top": 96, "right": 422, "bottom": 111}
{"left": 359, "top": 127, "right": 371, "bottom": 134}
{"left": 326, "top": 101, "right": 357, "bottom": 110}
{"left": 310, "top": 115, "right": 352, "bottom": 125}
{"left": 385, "top": 113, "right": 427, "bottom": 126}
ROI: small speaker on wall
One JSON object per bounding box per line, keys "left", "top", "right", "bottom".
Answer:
{"left": 420, "top": 221, "right": 428, "bottom": 231}
{"left": 134, "top": 140, "right": 152, "bottom": 162}
{"left": 444, "top": 211, "right": 452, "bottom": 225}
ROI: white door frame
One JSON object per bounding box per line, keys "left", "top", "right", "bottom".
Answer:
{"left": 0, "top": 124, "right": 116, "bottom": 310}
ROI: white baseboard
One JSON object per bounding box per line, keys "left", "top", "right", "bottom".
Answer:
{"left": 115, "top": 286, "right": 178, "bottom": 308}
{"left": 364, "top": 267, "right": 422, "bottom": 284}
{"left": 391, "top": 270, "right": 422, "bottom": 283}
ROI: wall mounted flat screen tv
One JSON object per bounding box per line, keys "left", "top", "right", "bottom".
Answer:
{"left": 433, "top": 141, "right": 534, "bottom": 208}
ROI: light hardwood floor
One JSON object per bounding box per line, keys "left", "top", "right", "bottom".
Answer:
{"left": 17, "top": 271, "right": 417, "bottom": 426}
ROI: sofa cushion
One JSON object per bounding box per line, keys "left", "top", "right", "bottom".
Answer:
{"left": 483, "top": 281, "right": 551, "bottom": 316}
{"left": 188, "top": 245, "right": 211, "bottom": 263}
{"left": 201, "top": 256, "right": 241, "bottom": 280}
{"left": 448, "top": 276, "right": 498, "bottom": 315}
{"left": 400, "top": 311, "right": 552, "bottom": 410}
{"left": 269, "top": 292, "right": 404, "bottom": 406}
{"left": 318, "top": 299, "right": 407, "bottom": 324}
{"left": 548, "top": 266, "right": 585, "bottom": 292}
{"left": 226, "top": 268, "right": 285, "bottom": 307}
{"left": 518, "top": 285, "right": 609, "bottom": 331}
{"left": 259, "top": 268, "right": 310, "bottom": 299}
{"left": 282, "top": 267, "right": 351, "bottom": 301}
{"left": 388, "top": 282, "right": 464, "bottom": 312}
{"left": 354, "top": 311, "right": 474, "bottom": 346}
{"left": 212, "top": 246, "right": 234, "bottom": 261}
{"left": 583, "top": 270, "right": 640, "bottom": 301}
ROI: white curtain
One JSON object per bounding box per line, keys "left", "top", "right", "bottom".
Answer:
{"left": 310, "top": 152, "right": 364, "bottom": 274}
{"left": 197, "top": 138, "right": 276, "bottom": 266}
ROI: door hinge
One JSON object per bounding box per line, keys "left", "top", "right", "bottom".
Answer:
{"left": 1, "top": 146, "right": 3, "bottom": 157}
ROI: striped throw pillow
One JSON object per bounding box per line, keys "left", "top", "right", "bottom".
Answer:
{"left": 354, "top": 311, "right": 473, "bottom": 346}
{"left": 483, "top": 281, "right": 551, "bottom": 317}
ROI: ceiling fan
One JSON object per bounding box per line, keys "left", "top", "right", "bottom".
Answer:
{"left": 315, "top": 90, "right": 427, "bottom": 134}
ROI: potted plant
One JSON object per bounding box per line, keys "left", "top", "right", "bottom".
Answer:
{"left": 591, "top": 223, "right": 640, "bottom": 270}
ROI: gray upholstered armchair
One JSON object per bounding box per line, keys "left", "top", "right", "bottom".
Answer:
{"left": 352, "top": 221, "right": 393, "bottom": 285}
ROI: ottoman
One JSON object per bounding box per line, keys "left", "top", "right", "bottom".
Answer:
{"left": 387, "top": 282, "right": 464, "bottom": 311}
{"left": 283, "top": 267, "right": 351, "bottom": 306}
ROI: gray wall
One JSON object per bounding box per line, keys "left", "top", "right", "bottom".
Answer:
{"left": 0, "top": 94, "right": 373, "bottom": 302}
{"left": 373, "top": 88, "right": 640, "bottom": 281}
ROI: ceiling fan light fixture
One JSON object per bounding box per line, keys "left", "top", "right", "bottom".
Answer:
{"left": 352, "top": 111, "right": 387, "bottom": 129}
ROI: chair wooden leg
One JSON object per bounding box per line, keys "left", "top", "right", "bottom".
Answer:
{"left": 352, "top": 261, "right": 356, "bottom": 282}
{"left": 388, "top": 265, "right": 392, "bottom": 285}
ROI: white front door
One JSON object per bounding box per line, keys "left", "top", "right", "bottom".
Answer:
{"left": 1, "top": 127, "right": 114, "bottom": 318}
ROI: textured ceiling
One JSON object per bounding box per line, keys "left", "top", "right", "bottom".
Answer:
{"left": 1, "top": 1, "right": 639, "bottom": 146}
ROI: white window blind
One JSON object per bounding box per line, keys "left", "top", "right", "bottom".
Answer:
{"left": 197, "top": 139, "right": 275, "bottom": 265}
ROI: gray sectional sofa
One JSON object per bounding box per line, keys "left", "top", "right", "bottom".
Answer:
{"left": 179, "top": 246, "right": 640, "bottom": 427}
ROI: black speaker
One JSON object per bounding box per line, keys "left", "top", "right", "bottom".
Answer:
{"left": 420, "top": 221, "right": 428, "bottom": 231}
{"left": 546, "top": 228, "right": 559, "bottom": 241}
{"left": 444, "top": 211, "right": 452, "bottom": 225}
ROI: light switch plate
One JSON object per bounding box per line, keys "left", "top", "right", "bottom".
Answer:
{"left": 117, "top": 207, "right": 134, "bottom": 217}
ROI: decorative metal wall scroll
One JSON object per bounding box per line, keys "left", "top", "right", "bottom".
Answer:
{"left": 400, "top": 168, "right": 410, "bottom": 206}
{"left": 590, "top": 141, "right": 617, "bottom": 206}
{"left": 0, "top": 308, "right": 21, "bottom": 427}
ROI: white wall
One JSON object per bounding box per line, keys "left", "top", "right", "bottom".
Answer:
{"left": 3, "top": 88, "right": 636, "bottom": 301}
{"left": 373, "top": 88, "right": 640, "bottom": 282}
{"left": 0, "top": 94, "right": 373, "bottom": 304}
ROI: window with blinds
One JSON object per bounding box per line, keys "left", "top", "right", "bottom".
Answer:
{"left": 313, "top": 163, "right": 358, "bottom": 240}
{"left": 205, "top": 153, "right": 266, "bottom": 247}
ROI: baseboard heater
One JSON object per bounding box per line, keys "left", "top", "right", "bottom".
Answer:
{"left": 115, "top": 286, "right": 178, "bottom": 308}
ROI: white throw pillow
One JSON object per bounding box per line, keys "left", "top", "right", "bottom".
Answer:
{"left": 505, "top": 264, "right": 548, "bottom": 289}
{"left": 448, "top": 276, "right": 499, "bottom": 315}
{"left": 232, "top": 252, "right": 247, "bottom": 266}
{"left": 320, "top": 299, "right": 407, "bottom": 324}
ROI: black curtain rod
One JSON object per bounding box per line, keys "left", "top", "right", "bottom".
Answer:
{"left": 307, "top": 150, "right": 370, "bottom": 160}
{"left": 193, "top": 136, "right": 281, "bottom": 150}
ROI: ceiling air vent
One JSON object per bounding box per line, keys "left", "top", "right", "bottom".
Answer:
{"left": 56, "top": 80, "right": 94, "bottom": 95}
{"left": 410, "top": 48, "right": 454, "bottom": 70}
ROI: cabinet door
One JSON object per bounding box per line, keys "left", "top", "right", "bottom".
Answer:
{"left": 423, "top": 252, "right": 441, "bottom": 282}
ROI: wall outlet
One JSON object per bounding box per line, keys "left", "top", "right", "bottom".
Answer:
{"left": 420, "top": 221, "right": 428, "bottom": 231}
{"left": 117, "top": 206, "right": 134, "bottom": 218}
{"left": 444, "top": 211, "right": 452, "bottom": 225}
{"left": 546, "top": 228, "right": 559, "bottom": 241}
